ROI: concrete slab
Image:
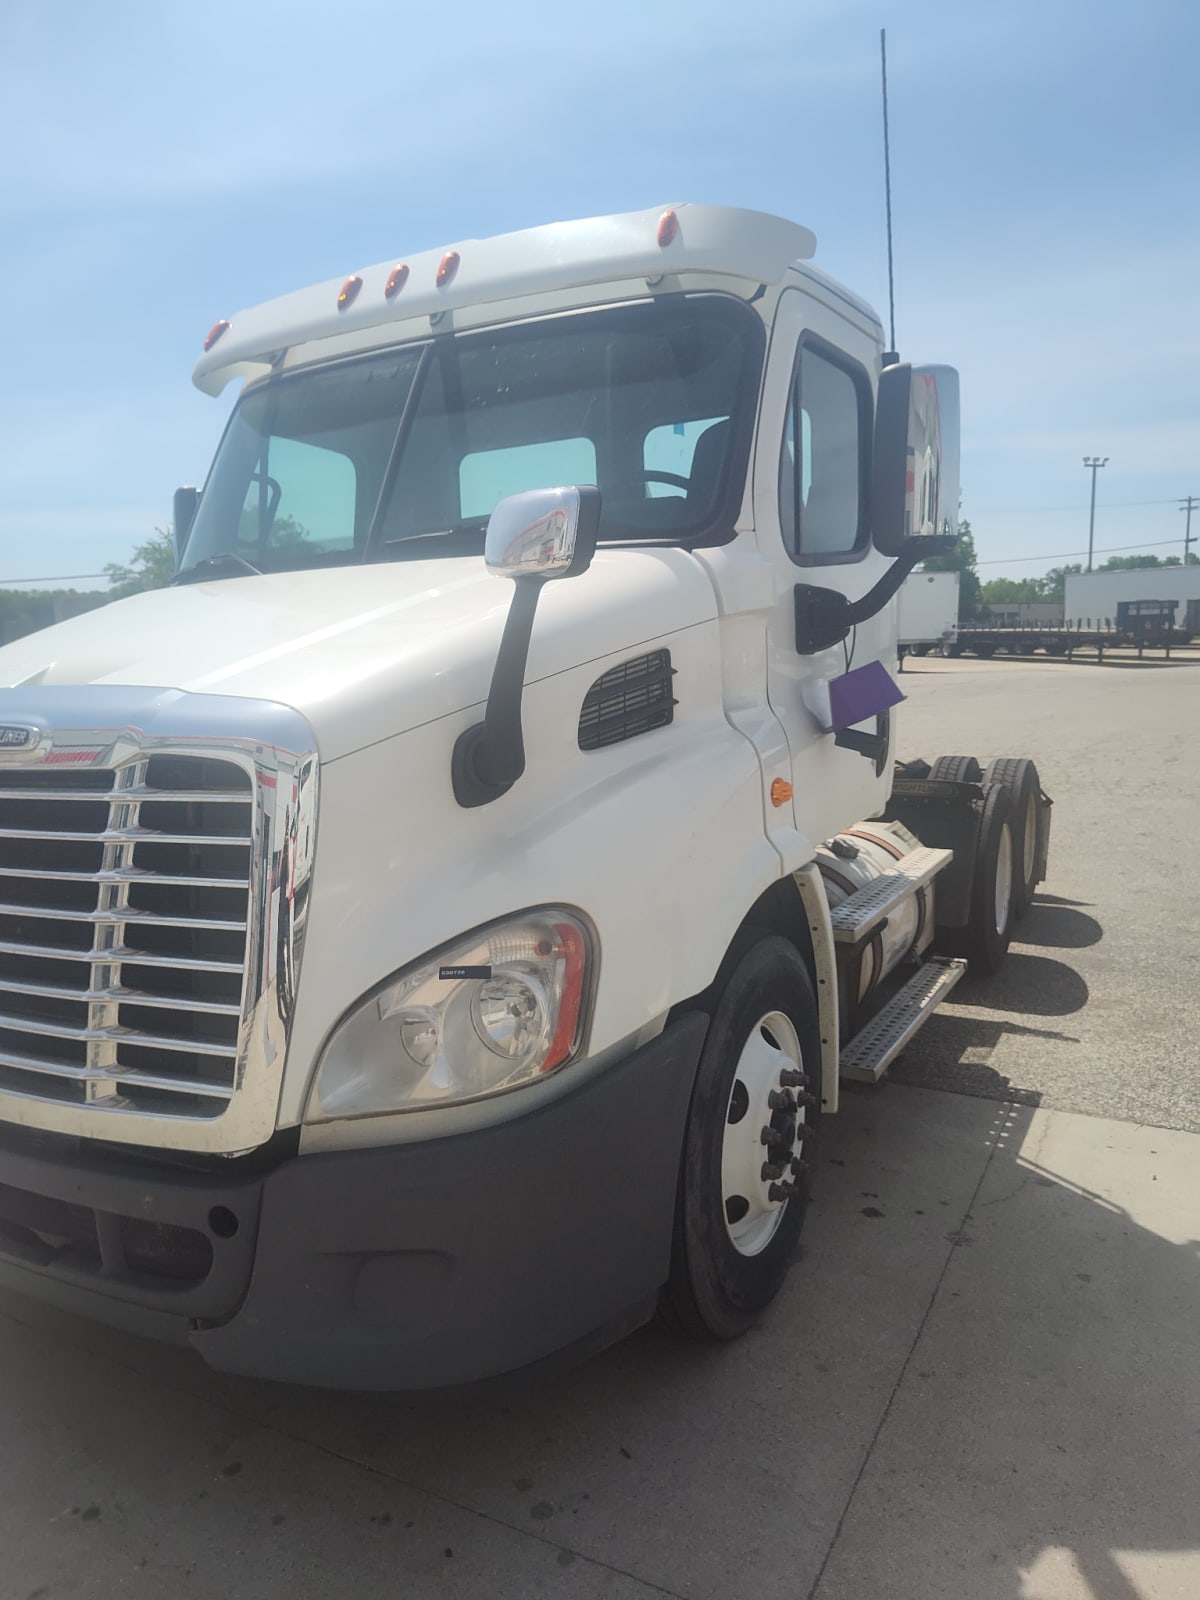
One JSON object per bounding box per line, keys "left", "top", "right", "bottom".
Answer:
{"left": 0, "top": 1305, "right": 669, "bottom": 1600}
{"left": 811, "top": 1103, "right": 1200, "bottom": 1600}
{"left": 0, "top": 1085, "right": 1000, "bottom": 1600}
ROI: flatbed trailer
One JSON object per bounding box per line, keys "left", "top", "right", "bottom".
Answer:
{"left": 943, "top": 623, "right": 1188, "bottom": 662}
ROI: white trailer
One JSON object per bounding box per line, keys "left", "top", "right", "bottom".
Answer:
{"left": 0, "top": 205, "right": 1051, "bottom": 1389}
{"left": 898, "top": 570, "right": 959, "bottom": 657}
{"left": 1065, "top": 567, "right": 1200, "bottom": 635}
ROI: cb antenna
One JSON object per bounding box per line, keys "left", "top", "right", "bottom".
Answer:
{"left": 880, "top": 28, "right": 898, "bottom": 364}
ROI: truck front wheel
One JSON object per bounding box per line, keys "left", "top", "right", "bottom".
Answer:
{"left": 662, "top": 938, "right": 821, "bottom": 1341}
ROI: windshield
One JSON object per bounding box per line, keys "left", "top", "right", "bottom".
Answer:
{"left": 182, "top": 295, "right": 762, "bottom": 573}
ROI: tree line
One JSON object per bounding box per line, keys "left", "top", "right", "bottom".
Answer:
{"left": 0, "top": 531, "right": 176, "bottom": 645}
{"left": 918, "top": 519, "right": 1198, "bottom": 620}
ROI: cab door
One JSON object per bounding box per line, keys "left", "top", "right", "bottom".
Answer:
{"left": 752, "top": 285, "right": 900, "bottom": 851}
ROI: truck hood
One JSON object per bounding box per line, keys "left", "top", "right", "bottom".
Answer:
{"left": 0, "top": 552, "right": 715, "bottom": 762}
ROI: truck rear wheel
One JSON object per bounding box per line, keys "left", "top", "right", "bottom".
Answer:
{"left": 939, "top": 784, "right": 1015, "bottom": 974}
{"left": 662, "top": 938, "right": 821, "bottom": 1341}
{"left": 929, "top": 753, "right": 983, "bottom": 784}
{"left": 983, "top": 757, "right": 1043, "bottom": 918}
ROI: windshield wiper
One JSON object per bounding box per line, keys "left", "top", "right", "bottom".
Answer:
{"left": 172, "top": 552, "right": 263, "bottom": 584}
{"left": 379, "top": 517, "right": 490, "bottom": 549}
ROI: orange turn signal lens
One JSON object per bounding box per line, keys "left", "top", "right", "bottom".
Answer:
{"left": 384, "top": 262, "right": 410, "bottom": 300}
{"left": 770, "top": 778, "right": 794, "bottom": 808}
{"left": 337, "top": 274, "right": 363, "bottom": 311}
{"left": 657, "top": 208, "right": 679, "bottom": 247}
{"left": 203, "top": 319, "right": 230, "bottom": 353}
{"left": 436, "top": 249, "right": 460, "bottom": 288}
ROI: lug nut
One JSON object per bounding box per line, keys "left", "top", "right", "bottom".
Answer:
{"left": 790, "top": 1157, "right": 810, "bottom": 1178}
{"left": 760, "top": 1125, "right": 784, "bottom": 1147}
{"left": 796, "top": 1091, "right": 818, "bottom": 1110}
{"left": 767, "top": 1089, "right": 796, "bottom": 1112}
{"left": 779, "top": 1069, "right": 809, "bottom": 1089}
{"left": 768, "top": 1180, "right": 799, "bottom": 1203}
{"left": 794, "top": 1124, "right": 815, "bottom": 1144}
{"left": 761, "top": 1161, "right": 785, "bottom": 1182}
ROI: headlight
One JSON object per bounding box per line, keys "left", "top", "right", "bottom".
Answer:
{"left": 308, "top": 910, "right": 592, "bottom": 1120}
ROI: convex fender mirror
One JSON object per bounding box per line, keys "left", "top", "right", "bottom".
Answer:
{"left": 484, "top": 486, "right": 601, "bottom": 580}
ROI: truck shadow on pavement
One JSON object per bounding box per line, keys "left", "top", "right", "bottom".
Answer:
{"left": 950, "top": 950, "right": 1090, "bottom": 1017}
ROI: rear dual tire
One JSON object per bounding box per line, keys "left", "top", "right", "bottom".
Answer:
{"left": 984, "top": 757, "right": 1044, "bottom": 919}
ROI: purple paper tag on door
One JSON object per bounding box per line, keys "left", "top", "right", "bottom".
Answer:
{"left": 826, "top": 660, "right": 906, "bottom": 732}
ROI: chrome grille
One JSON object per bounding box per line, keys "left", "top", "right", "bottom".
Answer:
{"left": 0, "top": 755, "right": 253, "bottom": 1119}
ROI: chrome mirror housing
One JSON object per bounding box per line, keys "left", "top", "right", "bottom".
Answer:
{"left": 484, "top": 487, "right": 601, "bottom": 581}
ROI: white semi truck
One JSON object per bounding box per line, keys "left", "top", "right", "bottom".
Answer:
{"left": 0, "top": 206, "right": 1049, "bottom": 1389}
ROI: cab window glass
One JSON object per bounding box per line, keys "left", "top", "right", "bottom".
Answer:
{"left": 459, "top": 438, "right": 597, "bottom": 520}
{"left": 780, "top": 345, "right": 867, "bottom": 560}
{"left": 643, "top": 418, "right": 727, "bottom": 498}
{"left": 237, "top": 436, "right": 358, "bottom": 554}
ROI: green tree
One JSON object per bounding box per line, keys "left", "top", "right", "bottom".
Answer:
{"left": 918, "top": 516, "right": 980, "bottom": 621}
{"left": 105, "top": 528, "right": 176, "bottom": 599}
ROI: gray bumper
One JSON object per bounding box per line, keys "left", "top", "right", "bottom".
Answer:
{"left": 0, "top": 1013, "right": 706, "bottom": 1390}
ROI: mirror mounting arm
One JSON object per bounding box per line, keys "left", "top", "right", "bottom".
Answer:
{"left": 794, "top": 534, "right": 958, "bottom": 655}
{"left": 452, "top": 575, "right": 546, "bottom": 808}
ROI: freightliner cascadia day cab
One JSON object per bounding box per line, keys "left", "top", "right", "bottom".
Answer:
{"left": 0, "top": 206, "right": 1050, "bottom": 1389}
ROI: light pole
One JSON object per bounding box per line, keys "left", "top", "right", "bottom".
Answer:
{"left": 1181, "top": 496, "right": 1198, "bottom": 564}
{"left": 1083, "top": 456, "right": 1108, "bottom": 572}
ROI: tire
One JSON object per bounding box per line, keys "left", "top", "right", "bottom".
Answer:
{"left": 939, "top": 784, "right": 1016, "bottom": 974}
{"left": 661, "top": 937, "right": 822, "bottom": 1341}
{"left": 974, "top": 643, "right": 996, "bottom": 659}
{"left": 984, "top": 757, "right": 1043, "bottom": 918}
{"left": 940, "top": 641, "right": 962, "bottom": 658}
{"left": 928, "top": 753, "right": 984, "bottom": 785}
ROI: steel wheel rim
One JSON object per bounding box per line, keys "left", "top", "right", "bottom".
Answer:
{"left": 994, "top": 820, "right": 1014, "bottom": 934}
{"left": 1022, "top": 791, "right": 1038, "bottom": 885}
{"left": 721, "top": 1009, "right": 805, "bottom": 1257}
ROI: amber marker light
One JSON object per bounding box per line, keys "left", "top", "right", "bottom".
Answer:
{"left": 770, "top": 778, "right": 794, "bottom": 807}
{"left": 436, "top": 250, "right": 461, "bottom": 288}
{"left": 657, "top": 208, "right": 679, "bottom": 247}
{"left": 384, "top": 263, "right": 410, "bottom": 300}
{"left": 337, "top": 274, "right": 363, "bottom": 310}
{"left": 203, "top": 319, "right": 230, "bottom": 352}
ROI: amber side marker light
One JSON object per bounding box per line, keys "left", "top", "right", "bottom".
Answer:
{"left": 338, "top": 275, "right": 364, "bottom": 311}
{"left": 770, "top": 778, "right": 794, "bottom": 808}
{"left": 436, "top": 250, "right": 461, "bottom": 288}
{"left": 384, "top": 263, "right": 410, "bottom": 300}
{"left": 657, "top": 208, "right": 679, "bottom": 247}
{"left": 203, "top": 319, "right": 230, "bottom": 353}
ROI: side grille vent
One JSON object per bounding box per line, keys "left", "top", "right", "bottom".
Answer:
{"left": 578, "top": 650, "right": 676, "bottom": 752}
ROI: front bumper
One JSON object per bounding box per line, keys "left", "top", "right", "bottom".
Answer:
{"left": 0, "top": 1013, "right": 706, "bottom": 1390}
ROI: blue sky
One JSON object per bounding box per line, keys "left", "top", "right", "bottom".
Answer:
{"left": 1, "top": 0, "right": 1196, "bottom": 587}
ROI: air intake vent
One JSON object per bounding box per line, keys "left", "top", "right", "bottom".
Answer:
{"left": 578, "top": 649, "right": 676, "bottom": 751}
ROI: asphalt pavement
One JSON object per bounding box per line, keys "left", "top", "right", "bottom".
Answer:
{"left": 2, "top": 650, "right": 1198, "bottom": 1599}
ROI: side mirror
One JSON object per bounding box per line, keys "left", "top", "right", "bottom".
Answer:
{"left": 173, "top": 486, "right": 200, "bottom": 564}
{"left": 453, "top": 486, "right": 602, "bottom": 808}
{"left": 872, "top": 364, "right": 960, "bottom": 556}
{"left": 484, "top": 486, "right": 601, "bottom": 581}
